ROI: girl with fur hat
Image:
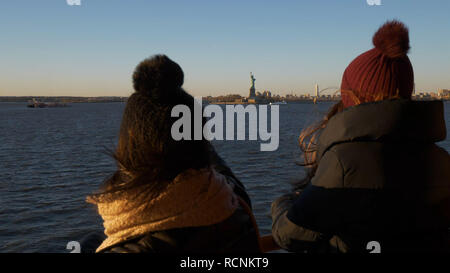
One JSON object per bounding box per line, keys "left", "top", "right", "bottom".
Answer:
{"left": 271, "top": 20, "right": 450, "bottom": 253}
{"left": 82, "top": 55, "right": 260, "bottom": 253}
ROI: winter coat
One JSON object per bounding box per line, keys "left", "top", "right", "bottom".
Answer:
{"left": 272, "top": 99, "right": 450, "bottom": 253}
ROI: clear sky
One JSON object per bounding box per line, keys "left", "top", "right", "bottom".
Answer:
{"left": 0, "top": 0, "right": 449, "bottom": 97}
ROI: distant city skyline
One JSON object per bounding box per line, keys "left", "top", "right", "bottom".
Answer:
{"left": 0, "top": 0, "right": 449, "bottom": 97}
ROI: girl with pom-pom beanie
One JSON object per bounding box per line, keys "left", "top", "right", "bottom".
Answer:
{"left": 83, "top": 55, "right": 260, "bottom": 253}
{"left": 271, "top": 20, "right": 450, "bottom": 253}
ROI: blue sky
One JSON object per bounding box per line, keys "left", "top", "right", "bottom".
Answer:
{"left": 0, "top": 0, "right": 449, "bottom": 97}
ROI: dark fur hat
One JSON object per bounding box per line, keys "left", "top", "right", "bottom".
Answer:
{"left": 132, "top": 55, "right": 185, "bottom": 104}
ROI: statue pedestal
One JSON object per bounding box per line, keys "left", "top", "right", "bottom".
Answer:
{"left": 249, "top": 87, "right": 256, "bottom": 98}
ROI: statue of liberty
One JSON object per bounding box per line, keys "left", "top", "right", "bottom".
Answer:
{"left": 250, "top": 72, "right": 256, "bottom": 89}
{"left": 249, "top": 72, "right": 256, "bottom": 98}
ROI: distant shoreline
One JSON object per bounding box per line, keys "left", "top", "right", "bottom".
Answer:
{"left": 0, "top": 96, "right": 128, "bottom": 103}
{"left": 0, "top": 96, "right": 448, "bottom": 103}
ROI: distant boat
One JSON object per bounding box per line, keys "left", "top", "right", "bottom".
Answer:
{"left": 27, "top": 98, "right": 68, "bottom": 108}
{"left": 270, "top": 101, "right": 287, "bottom": 105}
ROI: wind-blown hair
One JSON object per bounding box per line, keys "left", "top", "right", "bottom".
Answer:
{"left": 87, "top": 55, "right": 211, "bottom": 204}
{"left": 294, "top": 101, "right": 344, "bottom": 190}
{"left": 294, "top": 89, "right": 403, "bottom": 190}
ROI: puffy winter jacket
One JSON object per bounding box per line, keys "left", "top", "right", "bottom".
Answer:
{"left": 272, "top": 99, "right": 450, "bottom": 253}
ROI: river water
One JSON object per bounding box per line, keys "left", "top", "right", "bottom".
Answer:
{"left": 0, "top": 101, "right": 449, "bottom": 252}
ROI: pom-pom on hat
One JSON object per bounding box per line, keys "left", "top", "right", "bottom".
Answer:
{"left": 132, "top": 54, "right": 185, "bottom": 104}
{"left": 340, "top": 20, "right": 414, "bottom": 108}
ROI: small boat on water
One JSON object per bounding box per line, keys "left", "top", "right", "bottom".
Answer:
{"left": 269, "top": 101, "right": 287, "bottom": 105}
{"left": 27, "top": 98, "right": 68, "bottom": 108}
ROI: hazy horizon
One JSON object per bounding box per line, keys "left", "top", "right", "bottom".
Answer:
{"left": 1, "top": 0, "right": 449, "bottom": 97}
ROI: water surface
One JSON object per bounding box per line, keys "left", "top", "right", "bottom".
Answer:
{"left": 0, "top": 101, "right": 449, "bottom": 252}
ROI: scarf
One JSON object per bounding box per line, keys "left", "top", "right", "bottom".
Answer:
{"left": 93, "top": 168, "right": 239, "bottom": 252}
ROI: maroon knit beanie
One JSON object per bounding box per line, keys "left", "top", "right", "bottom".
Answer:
{"left": 340, "top": 20, "right": 414, "bottom": 108}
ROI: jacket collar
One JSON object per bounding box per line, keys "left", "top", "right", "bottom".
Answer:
{"left": 317, "top": 99, "right": 447, "bottom": 160}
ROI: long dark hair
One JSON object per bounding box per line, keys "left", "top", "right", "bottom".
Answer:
{"left": 87, "top": 55, "right": 211, "bottom": 203}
